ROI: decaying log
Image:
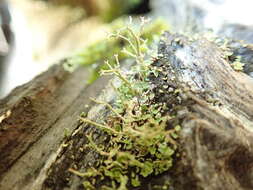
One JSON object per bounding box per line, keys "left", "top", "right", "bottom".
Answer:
{"left": 1, "top": 29, "right": 253, "bottom": 190}
{"left": 41, "top": 32, "right": 253, "bottom": 190}
{"left": 1, "top": 1, "right": 253, "bottom": 190}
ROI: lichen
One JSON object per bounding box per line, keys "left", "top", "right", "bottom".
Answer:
{"left": 211, "top": 36, "right": 246, "bottom": 72}
{"left": 64, "top": 18, "right": 168, "bottom": 84}
{"left": 69, "top": 18, "right": 181, "bottom": 190}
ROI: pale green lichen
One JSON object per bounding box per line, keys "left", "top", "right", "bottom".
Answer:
{"left": 69, "top": 18, "right": 180, "bottom": 190}
{"left": 231, "top": 56, "right": 245, "bottom": 71}
{"left": 212, "top": 37, "right": 245, "bottom": 72}
{"left": 64, "top": 18, "right": 168, "bottom": 84}
{"left": 231, "top": 61, "right": 244, "bottom": 71}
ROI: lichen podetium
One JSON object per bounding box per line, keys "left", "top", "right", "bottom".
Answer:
{"left": 69, "top": 17, "right": 182, "bottom": 190}
{"left": 64, "top": 17, "right": 168, "bottom": 84}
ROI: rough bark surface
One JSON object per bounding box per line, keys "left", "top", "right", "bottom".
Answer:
{"left": 158, "top": 32, "right": 253, "bottom": 190}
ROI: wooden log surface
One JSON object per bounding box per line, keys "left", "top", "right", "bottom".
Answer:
{"left": 157, "top": 32, "right": 253, "bottom": 190}
{"left": 0, "top": 30, "right": 252, "bottom": 190}
{"left": 0, "top": 62, "right": 111, "bottom": 190}
{"left": 38, "top": 32, "right": 253, "bottom": 190}
{"left": 1, "top": 1, "right": 253, "bottom": 190}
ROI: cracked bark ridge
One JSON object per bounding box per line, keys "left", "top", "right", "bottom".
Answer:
{"left": 157, "top": 32, "right": 253, "bottom": 190}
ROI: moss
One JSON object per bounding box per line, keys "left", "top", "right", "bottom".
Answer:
{"left": 68, "top": 18, "right": 181, "bottom": 190}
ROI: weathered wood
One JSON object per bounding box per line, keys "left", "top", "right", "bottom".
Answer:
{"left": 1, "top": 28, "right": 253, "bottom": 190}
{"left": 0, "top": 62, "right": 111, "bottom": 190}
{"left": 151, "top": 0, "right": 253, "bottom": 76}
{"left": 1, "top": 1, "right": 253, "bottom": 190}
{"left": 158, "top": 32, "right": 253, "bottom": 190}
{"left": 159, "top": 32, "right": 253, "bottom": 128}
{"left": 25, "top": 32, "right": 253, "bottom": 190}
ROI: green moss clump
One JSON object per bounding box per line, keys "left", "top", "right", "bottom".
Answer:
{"left": 69, "top": 18, "right": 179, "bottom": 190}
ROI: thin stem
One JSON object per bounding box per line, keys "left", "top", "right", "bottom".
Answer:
{"left": 101, "top": 63, "right": 138, "bottom": 96}
{"left": 80, "top": 117, "right": 119, "bottom": 135}
{"left": 68, "top": 168, "right": 86, "bottom": 177}
{"left": 86, "top": 134, "right": 111, "bottom": 156}
{"left": 90, "top": 98, "right": 125, "bottom": 122}
{"left": 101, "top": 68, "right": 133, "bottom": 92}
{"left": 122, "top": 48, "right": 137, "bottom": 58}
{"left": 127, "top": 27, "right": 142, "bottom": 57}
{"left": 110, "top": 33, "right": 138, "bottom": 55}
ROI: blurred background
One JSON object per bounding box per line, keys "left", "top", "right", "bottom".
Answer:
{"left": 0, "top": 0, "right": 253, "bottom": 98}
